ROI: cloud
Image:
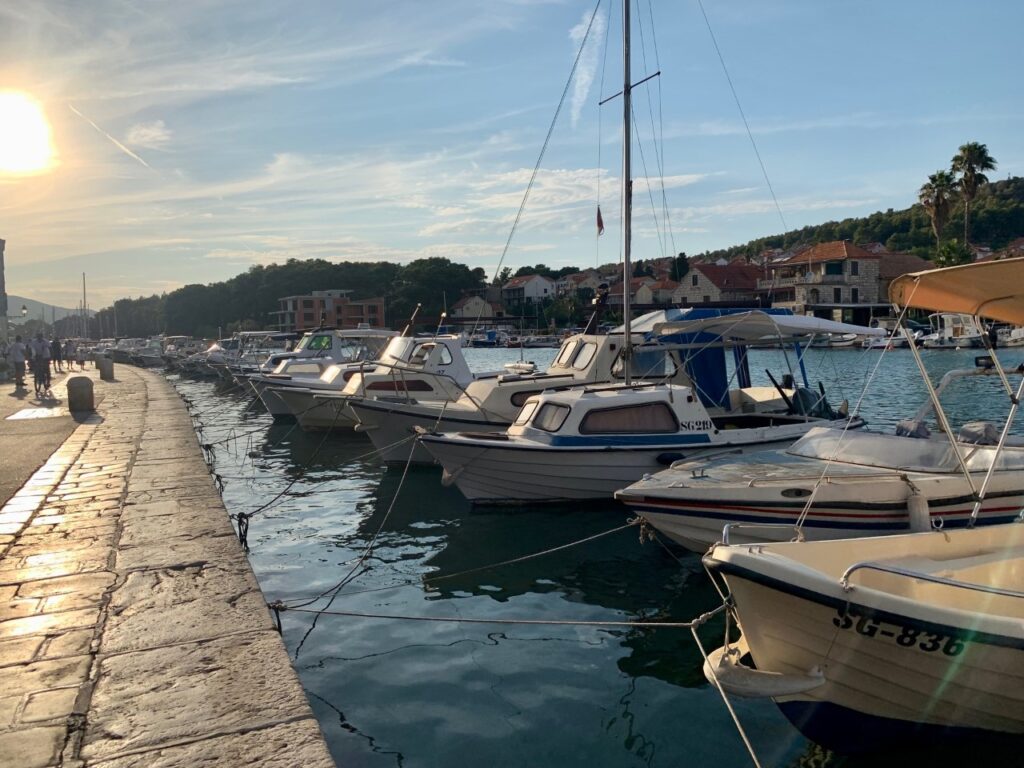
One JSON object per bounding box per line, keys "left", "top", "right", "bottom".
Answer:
{"left": 569, "top": 7, "right": 606, "bottom": 128}
{"left": 124, "top": 120, "right": 172, "bottom": 149}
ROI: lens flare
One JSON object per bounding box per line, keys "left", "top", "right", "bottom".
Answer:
{"left": 0, "top": 91, "right": 56, "bottom": 175}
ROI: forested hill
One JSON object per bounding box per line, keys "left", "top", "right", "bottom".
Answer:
{"left": 696, "top": 176, "right": 1024, "bottom": 262}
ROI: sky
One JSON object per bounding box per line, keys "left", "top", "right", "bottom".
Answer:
{"left": 1, "top": 0, "right": 1022, "bottom": 310}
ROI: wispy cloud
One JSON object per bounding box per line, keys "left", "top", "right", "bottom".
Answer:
{"left": 124, "top": 120, "right": 172, "bottom": 150}
{"left": 569, "top": 7, "right": 606, "bottom": 128}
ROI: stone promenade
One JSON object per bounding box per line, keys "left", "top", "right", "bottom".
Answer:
{"left": 0, "top": 366, "right": 335, "bottom": 767}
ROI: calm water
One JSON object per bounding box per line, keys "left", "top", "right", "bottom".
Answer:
{"left": 171, "top": 346, "right": 1023, "bottom": 768}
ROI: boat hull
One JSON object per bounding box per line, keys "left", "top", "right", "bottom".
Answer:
{"left": 274, "top": 389, "right": 357, "bottom": 430}
{"left": 348, "top": 400, "right": 508, "bottom": 464}
{"left": 714, "top": 565, "right": 1024, "bottom": 753}
{"left": 419, "top": 435, "right": 799, "bottom": 504}
{"left": 621, "top": 481, "right": 1024, "bottom": 551}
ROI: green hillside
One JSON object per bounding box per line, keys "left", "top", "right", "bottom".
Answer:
{"left": 696, "top": 176, "right": 1024, "bottom": 262}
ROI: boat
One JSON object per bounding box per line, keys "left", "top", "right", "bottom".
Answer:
{"left": 683, "top": 257, "right": 1024, "bottom": 755}
{"left": 809, "top": 332, "right": 860, "bottom": 349}
{"left": 919, "top": 311, "right": 985, "bottom": 349}
{"left": 419, "top": 311, "right": 875, "bottom": 504}
{"left": 248, "top": 327, "right": 396, "bottom": 419}
{"left": 272, "top": 334, "right": 503, "bottom": 430}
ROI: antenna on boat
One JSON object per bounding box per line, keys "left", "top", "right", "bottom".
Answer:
{"left": 402, "top": 303, "right": 421, "bottom": 337}
{"left": 431, "top": 312, "right": 448, "bottom": 342}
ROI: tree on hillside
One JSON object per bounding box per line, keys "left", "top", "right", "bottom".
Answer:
{"left": 669, "top": 252, "right": 689, "bottom": 282}
{"left": 918, "top": 170, "right": 957, "bottom": 247}
{"left": 493, "top": 266, "right": 513, "bottom": 285}
{"left": 389, "top": 257, "right": 486, "bottom": 328}
{"left": 952, "top": 142, "right": 997, "bottom": 245}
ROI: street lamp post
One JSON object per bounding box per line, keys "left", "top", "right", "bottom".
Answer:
{"left": 1, "top": 305, "right": 28, "bottom": 345}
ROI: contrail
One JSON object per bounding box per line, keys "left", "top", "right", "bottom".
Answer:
{"left": 67, "top": 103, "right": 152, "bottom": 169}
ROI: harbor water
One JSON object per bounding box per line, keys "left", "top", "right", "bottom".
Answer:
{"left": 172, "top": 346, "right": 1024, "bottom": 767}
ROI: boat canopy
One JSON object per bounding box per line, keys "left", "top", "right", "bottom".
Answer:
{"left": 652, "top": 310, "right": 885, "bottom": 341}
{"left": 889, "top": 256, "right": 1024, "bottom": 325}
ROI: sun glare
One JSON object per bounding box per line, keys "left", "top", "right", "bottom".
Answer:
{"left": 0, "top": 91, "right": 56, "bottom": 175}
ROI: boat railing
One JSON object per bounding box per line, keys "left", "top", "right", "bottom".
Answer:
{"left": 840, "top": 558, "right": 1024, "bottom": 599}
{"left": 721, "top": 523, "right": 805, "bottom": 545}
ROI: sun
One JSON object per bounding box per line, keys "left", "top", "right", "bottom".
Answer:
{"left": 0, "top": 91, "right": 56, "bottom": 175}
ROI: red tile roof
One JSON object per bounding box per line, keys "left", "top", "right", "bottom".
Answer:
{"left": 693, "top": 263, "right": 763, "bottom": 292}
{"left": 777, "top": 240, "right": 879, "bottom": 266}
{"left": 502, "top": 274, "right": 554, "bottom": 289}
{"left": 878, "top": 252, "right": 933, "bottom": 280}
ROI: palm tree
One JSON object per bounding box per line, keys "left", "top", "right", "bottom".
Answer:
{"left": 918, "top": 170, "right": 956, "bottom": 247}
{"left": 951, "top": 141, "right": 996, "bottom": 245}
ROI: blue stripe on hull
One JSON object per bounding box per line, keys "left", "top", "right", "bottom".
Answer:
{"left": 778, "top": 700, "right": 1024, "bottom": 756}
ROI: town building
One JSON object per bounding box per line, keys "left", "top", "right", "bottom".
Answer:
{"left": 501, "top": 274, "right": 555, "bottom": 307}
{"left": 449, "top": 295, "right": 505, "bottom": 321}
{"left": 556, "top": 270, "right": 604, "bottom": 297}
{"left": 272, "top": 290, "right": 386, "bottom": 332}
{"left": 757, "top": 241, "right": 931, "bottom": 324}
{"left": 607, "top": 277, "right": 657, "bottom": 306}
{"left": 672, "top": 262, "right": 763, "bottom": 305}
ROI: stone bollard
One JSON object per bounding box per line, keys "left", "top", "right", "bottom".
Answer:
{"left": 66, "top": 376, "right": 95, "bottom": 412}
{"left": 98, "top": 356, "right": 115, "bottom": 381}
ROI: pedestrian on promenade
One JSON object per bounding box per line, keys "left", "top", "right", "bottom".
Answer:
{"left": 51, "top": 336, "right": 63, "bottom": 373}
{"left": 8, "top": 335, "right": 27, "bottom": 388}
{"left": 29, "top": 333, "right": 51, "bottom": 395}
{"left": 76, "top": 342, "right": 87, "bottom": 370}
{"left": 63, "top": 339, "right": 76, "bottom": 369}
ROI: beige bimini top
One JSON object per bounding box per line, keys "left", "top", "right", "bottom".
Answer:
{"left": 889, "top": 256, "right": 1024, "bottom": 325}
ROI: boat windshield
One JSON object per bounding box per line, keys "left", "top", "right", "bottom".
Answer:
{"left": 612, "top": 347, "right": 674, "bottom": 380}
{"left": 788, "top": 428, "right": 1024, "bottom": 474}
{"left": 553, "top": 339, "right": 581, "bottom": 367}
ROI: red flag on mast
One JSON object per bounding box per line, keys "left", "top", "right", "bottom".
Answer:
{"left": 596, "top": 205, "right": 605, "bottom": 236}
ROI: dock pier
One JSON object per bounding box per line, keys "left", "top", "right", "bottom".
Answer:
{"left": 0, "top": 366, "right": 334, "bottom": 767}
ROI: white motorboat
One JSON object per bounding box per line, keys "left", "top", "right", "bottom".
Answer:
{"left": 420, "top": 374, "right": 864, "bottom": 504}
{"left": 274, "top": 334, "right": 502, "bottom": 430}
{"left": 617, "top": 261, "right": 1024, "bottom": 551}
{"left": 702, "top": 523, "right": 1024, "bottom": 754}
{"left": 809, "top": 332, "right": 860, "bottom": 349}
{"left": 681, "top": 257, "right": 1024, "bottom": 755}
{"left": 920, "top": 312, "right": 985, "bottom": 349}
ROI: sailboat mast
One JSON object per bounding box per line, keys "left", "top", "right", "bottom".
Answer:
{"left": 621, "top": 0, "right": 633, "bottom": 385}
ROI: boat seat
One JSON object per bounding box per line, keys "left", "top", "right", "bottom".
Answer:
{"left": 958, "top": 421, "right": 999, "bottom": 445}
{"left": 895, "top": 419, "right": 930, "bottom": 439}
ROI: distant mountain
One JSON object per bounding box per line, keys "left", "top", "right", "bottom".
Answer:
{"left": 6, "top": 294, "right": 95, "bottom": 322}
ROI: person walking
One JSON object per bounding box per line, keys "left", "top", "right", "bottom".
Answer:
{"left": 51, "top": 336, "right": 63, "bottom": 373}
{"left": 63, "top": 339, "right": 75, "bottom": 370}
{"left": 9, "top": 335, "right": 27, "bottom": 389}
{"left": 76, "top": 342, "right": 87, "bottom": 370}
{"left": 29, "top": 333, "right": 51, "bottom": 395}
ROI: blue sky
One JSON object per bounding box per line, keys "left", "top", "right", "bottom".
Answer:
{"left": 1, "top": 0, "right": 1022, "bottom": 309}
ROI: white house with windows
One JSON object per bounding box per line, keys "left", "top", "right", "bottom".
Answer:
{"left": 502, "top": 274, "right": 555, "bottom": 306}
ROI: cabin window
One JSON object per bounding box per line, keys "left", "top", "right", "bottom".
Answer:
{"left": 511, "top": 390, "right": 542, "bottom": 407}
{"left": 308, "top": 335, "right": 332, "bottom": 351}
{"left": 612, "top": 348, "right": 675, "bottom": 379}
{"left": 580, "top": 402, "right": 678, "bottom": 434}
{"left": 533, "top": 403, "right": 570, "bottom": 432}
{"left": 554, "top": 340, "right": 580, "bottom": 366}
{"left": 514, "top": 401, "right": 539, "bottom": 426}
{"left": 571, "top": 342, "right": 598, "bottom": 370}
{"left": 409, "top": 343, "right": 452, "bottom": 366}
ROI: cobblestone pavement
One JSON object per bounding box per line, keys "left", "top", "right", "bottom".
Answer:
{"left": 0, "top": 366, "right": 334, "bottom": 767}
